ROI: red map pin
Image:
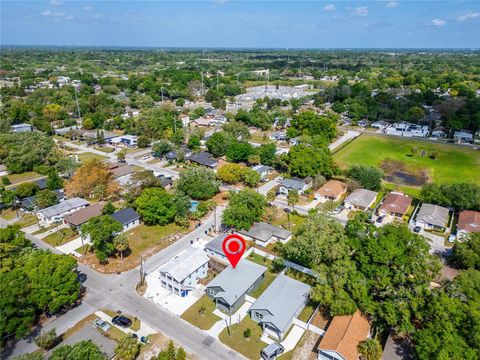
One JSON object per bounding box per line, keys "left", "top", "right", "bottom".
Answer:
{"left": 222, "top": 234, "right": 246, "bottom": 269}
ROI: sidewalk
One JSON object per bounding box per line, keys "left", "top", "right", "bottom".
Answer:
{"left": 206, "top": 300, "right": 253, "bottom": 338}
{"left": 56, "top": 236, "right": 90, "bottom": 257}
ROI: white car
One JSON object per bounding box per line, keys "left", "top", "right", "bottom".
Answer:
{"left": 142, "top": 155, "right": 150, "bottom": 160}
{"left": 93, "top": 318, "right": 110, "bottom": 332}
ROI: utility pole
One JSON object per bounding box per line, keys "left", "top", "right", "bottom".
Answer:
{"left": 74, "top": 88, "right": 82, "bottom": 125}
{"left": 214, "top": 207, "right": 217, "bottom": 233}
{"left": 139, "top": 255, "right": 144, "bottom": 285}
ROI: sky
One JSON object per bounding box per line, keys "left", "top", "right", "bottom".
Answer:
{"left": 1, "top": 1, "right": 479, "bottom": 48}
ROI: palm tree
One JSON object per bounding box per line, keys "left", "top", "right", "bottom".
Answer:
{"left": 113, "top": 234, "right": 129, "bottom": 261}
{"left": 287, "top": 189, "right": 299, "bottom": 211}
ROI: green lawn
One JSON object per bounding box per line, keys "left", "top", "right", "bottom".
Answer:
{"left": 180, "top": 295, "right": 221, "bottom": 330}
{"left": 297, "top": 300, "right": 317, "bottom": 322}
{"left": 334, "top": 134, "right": 480, "bottom": 186}
{"left": 6, "top": 172, "right": 43, "bottom": 186}
{"left": 218, "top": 316, "right": 267, "bottom": 360}
{"left": 16, "top": 213, "right": 39, "bottom": 228}
{"left": 32, "top": 222, "right": 60, "bottom": 235}
{"left": 102, "top": 309, "right": 141, "bottom": 332}
{"left": 0, "top": 208, "right": 18, "bottom": 220}
{"left": 250, "top": 270, "right": 276, "bottom": 299}
{"left": 42, "top": 227, "right": 79, "bottom": 246}
{"left": 76, "top": 152, "right": 108, "bottom": 162}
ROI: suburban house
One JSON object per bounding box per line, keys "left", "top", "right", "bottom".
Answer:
{"left": 157, "top": 248, "right": 209, "bottom": 297}
{"left": 186, "top": 151, "right": 218, "bottom": 168}
{"left": 431, "top": 127, "right": 447, "bottom": 139}
{"left": 157, "top": 174, "right": 173, "bottom": 189}
{"left": 315, "top": 180, "right": 347, "bottom": 202}
{"left": 269, "top": 131, "right": 287, "bottom": 141}
{"left": 250, "top": 274, "right": 310, "bottom": 341}
{"left": 378, "top": 192, "right": 413, "bottom": 218}
{"left": 317, "top": 310, "right": 371, "bottom": 360}
{"left": 206, "top": 260, "right": 267, "bottom": 314}
{"left": 344, "top": 189, "right": 378, "bottom": 211}
{"left": 11, "top": 177, "right": 48, "bottom": 193}
{"left": 370, "top": 120, "right": 390, "bottom": 130}
{"left": 238, "top": 222, "right": 292, "bottom": 247}
{"left": 453, "top": 131, "right": 473, "bottom": 144}
{"left": 11, "top": 123, "right": 33, "bottom": 133}
{"left": 64, "top": 202, "right": 105, "bottom": 228}
{"left": 278, "top": 177, "right": 312, "bottom": 195}
{"left": 111, "top": 207, "right": 140, "bottom": 232}
{"left": 457, "top": 210, "right": 480, "bottom": 239}
{"left": 204, "top": 234, "right": 228, "bottom": 262}
{"left": 110, "top": 164, "right": 135, "bottom": 186}
{"left": 107, "top": 134, "right": 138, "bottom": 148}
{"left": 414, "top": 203, "right": 450, "bottom": 231}
{"left": 21, "top": 189, "right": 64, "bottom": 211}
{"left": 36, "top": 198, "right": 89, "bottom": 226}
{"left": 252, "top": 165, "right": 273, "bottom": 181}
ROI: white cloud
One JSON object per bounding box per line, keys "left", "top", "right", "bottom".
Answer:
{"left": 213, "top": 0, "right": 227, "bottom": 3}
{"left": 83, "top": 5, "right": 93, "bottom": 11}
{"left": 430, "top": 18, "right": 446, "bottom": 26}
{"left": 457, "top": 12, "right": 480, "bottom": 21}
{"left": 386, "top": 2, "right": 399, "bottom": 8}
{"left": 41, "top": 10, "right": 66, "bottom": 17}
{"left": 324, "top": 4, "right": 336, "bottom": 12}
{"left": 349, "top": 6, "right": 368, "bottom": 17}
{"left": 49, "top": 0, "right": 62, "bottom": 5}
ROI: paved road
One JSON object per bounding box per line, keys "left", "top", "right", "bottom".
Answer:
{"left": 3, "top": 206, "right": 245, "bottom": 360}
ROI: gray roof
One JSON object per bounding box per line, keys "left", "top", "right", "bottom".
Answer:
{"left": 186, "top": 151, "right": 218, "bottom": 168}
{"left": 11, "top": 177, "right": 48, "bottom": 193}
{"left": 250, "top": 274, "right": 310, "bottom": 334}
{"left": 238, "top": 222, "right": 291, "bottom": 243}
{"left": 252, "top": 165, "right": 273, "bottom": 174}
{"left": 280, "top": 178, "right": 307, "bottom": 191}
{"left": 205, "top": 234, "right": 228, "bottom": 257}
{"left": 416, "top": 203, "right": 449, "bottom": 227}
{"left": 345, "top": 188, "right": 378, "bottom": 208}
{"left": 21, "top": 189, "right": 64, "bottom": 209}
{"left": 207, "top": 260, "right": 267, "bottom": 306}
{"left": 46, "top": 325, "right": 116, "bottom": 359}
{"left": 37, "top": 197, "right": 89, "bottom": 218}
{"left": 111, "top": 207, "right": 140, "bottom": 226}
{"left": 158, "top": 248, "right": 209, "bottom": 283}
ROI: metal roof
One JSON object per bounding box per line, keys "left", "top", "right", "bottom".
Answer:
{"left": 207, "top": 259, "right": 267, "bottom": 306}
{"left": 250, "top": 274, "right": 310, "bottom": 334}
{"left": 158, "top": 248, "right": 209, "bottom": 283}
{"left": 37, "top": 198, "right": 89, "bottom": 218}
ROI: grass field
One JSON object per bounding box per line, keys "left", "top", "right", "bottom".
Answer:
{"left": 76, "top": 152, "right": 108, "bottom": 162}
{"left": 218, "top": 316, "right": 267, "bottom": 360}
{"left": 6, "top": 172, "right": 43, "bottom": 186}
{"left": 334, "top": 134, "right": 480, "bottom": 187}
{"left": 180, "top": 295, "right": 221, "bottom": 330}
{"left": 42, "top": 227, "right": 79, "bottom": 246}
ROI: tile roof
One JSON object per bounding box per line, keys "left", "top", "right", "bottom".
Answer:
{"left": 64, "top": 202, "right": 105, "bottom": 226}
{"left": 158, "top": 248, "right": 209, "bottom": 283}
{"left": 317, "top": 180, "right": 347, "bottom": 199}
{"left": 458, "top": 210, "right": 480, "bottom": 233}
{"left": 207, "top": 260, "right": 267, "bottom": 306}
{"left": 416, "top": 203, "right": 449, "bottom": 228}
{"left": 250, "top": 274, "right": 310, "bottom": 334}
{"left": 319, "top": 310, "right": 371, "bottom": 360}
{"left": 111, "top": 207, "right": 140, "bottom": 226}
{"left": 238, "top": 222, "right": 291, "bottom": 243}
{"left": 379, "top": 192, "right": 412, "bottom": 216}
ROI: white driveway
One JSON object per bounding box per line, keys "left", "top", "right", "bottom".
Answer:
{"left": 329, "top": 130, "right": 360, "bottom": 151}
{"left": 281, "top": 325, "right": 305, "bottom": 352}
{"left": 258, "top": 176, "right": 282, "bottom": 195}
{"left": 95, "top": 310, "right": 156, "bottom": 338}
{"left": 56, "top": 236, "right": 90, "bottom": 257}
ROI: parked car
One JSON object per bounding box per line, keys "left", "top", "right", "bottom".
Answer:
{"left": 448, "top": 234, "right": 456, "bottom": 243}
{"left": 261, "top": 343, "right": 284, "bottom": 360}
{"left": 142, "top": 155, "right": 150, "bottom": 160}
{"left": 112, "top": 315, "right": 132, "bottom": 328}
{"left": 331, "top": 205, "right": 344, "bottom": 214}
{"left": 376, "top": 215, "right": 384, "bottom": 223}
{"left": 413, "top": 226, "right": 421, "bottom": 233}
{"left": 93, "top": 319, "right": 110, "bottom": 332}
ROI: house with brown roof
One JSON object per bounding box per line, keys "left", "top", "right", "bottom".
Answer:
{"left": 318, "top": 310, "right": 371, "bottom": 360}
{"left": 64, "top": 202, "right": 105, "bottom": 228}
{"left": 315, "top": 180, "right": 347, "bottom": 202}
{"left": 457, "top": 210, "right": 480, "bottom": 239}
{"left": 378, "top": 192, "right": 412, "bottom": 219}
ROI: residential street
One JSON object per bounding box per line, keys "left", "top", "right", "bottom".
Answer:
{"left": 2, "top": 207, "right": 245, "bottom": 360}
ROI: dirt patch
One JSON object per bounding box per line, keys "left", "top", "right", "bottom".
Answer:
{"left": 289, "top": 330, "right": 320, "bottom": 360}
{"left": 381, "top": 159, "right": 429, "bottom": 186}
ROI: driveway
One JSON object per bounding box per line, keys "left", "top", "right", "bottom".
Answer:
{"left": 258, "top": 176, "right": 282, "bottom": 195}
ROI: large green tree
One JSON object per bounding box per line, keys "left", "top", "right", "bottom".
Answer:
{"left": 347, "top": 164, "right": 384, "bottom": 191}
{"left": 135, "top": 187, "right": 177, "bottom": 225}
{"left": 81, "top": 216, "right": 123, "bottom": 262}
{"left": 222, "top": 189, "right": 267, "bottom": 230}
{"left": 49, "top": 340, "right": 106, "bottom": 360}
{"left": 449, "top": 233, "right": 480, "bottom": 270}
{"left": 176, "top": 167, "right": 219, "bottom": 200}
{"left": 287, "top": 144, "right": 335, "bottom": 178}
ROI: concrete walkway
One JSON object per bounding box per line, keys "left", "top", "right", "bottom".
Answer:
{"left": 206, "top": 300, "right": 253, "bottom": 338}
{"left": 95, "top": 310, "right": 157, "bottom": 338}
{"left": 329, "top": 130, "right": 360, "bottom": 151}
{"left": 281, "top": 325, "right": 305, "bottom": 352}
{"left": 56, "top": 236, "right": 90, "bottom": 257}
